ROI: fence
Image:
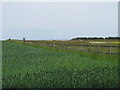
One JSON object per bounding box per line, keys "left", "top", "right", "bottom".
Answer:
{"left": 26, "top": 41, "right": 120, "bottom": 55}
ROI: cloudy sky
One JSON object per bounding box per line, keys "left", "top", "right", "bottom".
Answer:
{"left": 2, "top": 2, "right": 118, "bottom": 40}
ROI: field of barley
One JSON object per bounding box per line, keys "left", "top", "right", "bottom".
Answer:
{"left": 2, "top": 40, "right": 119, "bottom": 88}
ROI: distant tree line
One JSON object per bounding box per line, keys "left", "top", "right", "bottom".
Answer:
{"left": 71, "top": 36, "right": 120, "bottom": 40}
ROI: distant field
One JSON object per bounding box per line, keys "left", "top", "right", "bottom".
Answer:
{"left": 14, "top": 39, "right": 120, "bottom": 46}
{"left": 2, "top": 41, "right": 119, "bottom": 88}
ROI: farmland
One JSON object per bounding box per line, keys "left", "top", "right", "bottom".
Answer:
{"left": 2, "top": 40, "right": 119, "bottom": 88}
{"left": 14, "top": 39, "right": 120, "bottom": 55}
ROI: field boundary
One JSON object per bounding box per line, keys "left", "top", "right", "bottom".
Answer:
{"left": 24, "top": 41, "right": 120, "bottom": 55}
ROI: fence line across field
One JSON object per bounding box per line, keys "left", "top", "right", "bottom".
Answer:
{"left": 37, "top": 42, "right": 120, "bottom": 48}
{"left": 26, "top": 41, "right": 120, "bottom": 55}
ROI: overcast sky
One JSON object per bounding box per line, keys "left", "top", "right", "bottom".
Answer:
{"left": 2, "top": 2, "right": 118, "bottom": 40}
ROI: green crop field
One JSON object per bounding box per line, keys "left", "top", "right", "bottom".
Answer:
{"left": 2, "top": 41, "right": 119, "bottom": 88}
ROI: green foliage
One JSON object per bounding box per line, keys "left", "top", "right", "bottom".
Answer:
{"left": 2, "top": 41, "right": 119, "bottom": 88}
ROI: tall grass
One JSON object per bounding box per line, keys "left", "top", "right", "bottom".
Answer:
{"left": 2, "top": 41, "right": 119, "bottom": 88}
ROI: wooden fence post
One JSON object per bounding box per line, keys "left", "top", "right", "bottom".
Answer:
{"left": 109, "top": 45, "right": 112, "bottom": 54}
{"left": 97, "top": 45, "right": 99, "bottom": 53}
{"left": 53, "top": 43, "right": 56, "bottom": 47}
{"left": 80, "top": 45, "right": 83, "bottom": 52}
{"left": 88, "top": 45, "right": 91, "bottom": 52}
{"left": 44, "top": 42, "right": 45, "bottom": 46}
